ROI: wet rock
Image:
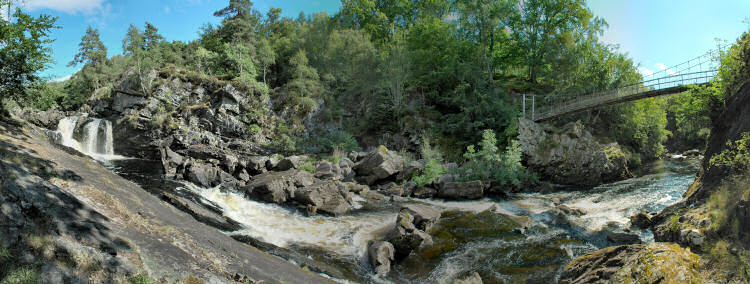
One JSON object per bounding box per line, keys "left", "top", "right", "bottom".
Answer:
{"left": 557, "top": 204, "right": 585, "bottom": 216}
{"left": 682, "top": 149, "right": 702, "bottom": 157}
{"left": 455, "top": 272, "right": 483, "bottom": 284}
{"left": 560, "top": 243, "right": 701, "bottom": 284}
{"left": 412, "top": 186, "right": 437, "bottom": 199}
{"left": 606, "top": 233, "right": 641, "bottom": 245}
{"left": 160, "top": 192, "right": 241, "bottom": 231}
{"left": 679, "top": 229, "right": 705, "bottom": 247}
{"left": 438, "top": 181, "right": 484, "bottom": 200}
{"left": 275, "top": 155, "right": 308, "bottom": 171}
{"left": 552, "top": 212, "right": 571, "bottom": 226}
{"left": 368, "top": 241, "right": 395, "bottom": 277}
{"left": 243, "top": 170, "right": 299, "bottom": 203}
{"left": 353, "top": 146, "right": 405, "bottom": 185}
{"left": 387, "top": 207, "right": 434, "bottom": 259}
{"left": 294, "top": 181, "right": 351, "bottom": 216}
{"left": 401, "top": 204, "right": 441, "bottom": 231}
{"left": 630, "top": 211, "right": 653, "bottom": 229}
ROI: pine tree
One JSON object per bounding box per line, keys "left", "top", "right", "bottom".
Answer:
{"left": 143, "top": 22, "right": 164, "bottom": 51}
{"left": 69, "top": 26, "right": 107, "bottom": 67}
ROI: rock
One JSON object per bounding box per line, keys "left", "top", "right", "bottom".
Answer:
{"left": 222, "top": 154, "right": 239, "bottom": 174}
{"left": 397, "top": 160, "right": 424, "bottom": 181}
{"left": 630, "top": 211, "right": 653, "bottom": 228}
{"left": 275, "top": 155, "right": 308, "bottom": 171}
{"left": 455, "top": 272, "right": 483, "bottom": 284}
{"left": 560, "top": 243, "right": 701, "bottom": 284}
{"left": 403, "top": 181, "right": 417, "bottom": 197}
{"left": 387, "top": 207, "right": 434, "bottom": 259}
{"left": 160, "top": 147, "right": 184, "bottom": 178}
{"left": 17, "top": 108, "right": 65, "bottom": 129}
{"left": 438, "top": 181, "right": 484, "bottom": 200}
{"left": 518, "top": 118, "right": 631, "bottom": 186}
{"left": 436, "top": 174, "right": 456, "bottom": 189}
{"left": 315, "top": 161, "right": 339, "bottom": 180}
{"left": 112, "top": 92, "right": 148, "bottom": 113}
{"left": 552, "top": 212, "right": 570, "bottom": 226}
{"left": 682, "top": 149, "right": 702, "bottom": 157}
{"left": 368, "top": 241, "right": 395, "bottom": 277}
{"left": 185, "top": 162, "right": 219, "bottom": 188}
{"left": 246, "top": 156, "right": 269, "bottom": 175}
{"left": 412, "top": 186, "right": 437, "bottom": 199}
{"left": 41, "top": 264, "right": 64, "bottom": 284}
{"left": 679, "top": 229, "right": 705, "bottom": 247}
{"left": 242, "top": 170, "right": 299, "bottom": 203}
{"left": 160, "top": 192, "right": 241, "bottom": 231}
{"left": 401, "top": 204, "right": 441, "bottom": 231}
{"left": 293, "top": 181, "right": 351, "bottom": 216}
{"left": 266, "top": 154, "right": 282, "bottom": 170}
{"left": 293, "top": 170, "right": 316, "bottom": 187}
{"left": 353, "top": 146, "right": 405, "bottom": 185}
{"left": 557, "top": 204, "right": 585, "bottom": 216}
{"left": 606, "top": 233, "right": 641, "bottom": 245}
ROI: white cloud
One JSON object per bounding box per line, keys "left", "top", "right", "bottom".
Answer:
{"left": 21, "top": 0, "right": 105, "bottom": 14}
{"left": 655, "top": 63, "right": 677, "bottom": 75}
{"left": 638, "top": 67, "right": 654, "bottom": 77}
{"left": 52, "top": 74, "right": 72, "bottom": 82}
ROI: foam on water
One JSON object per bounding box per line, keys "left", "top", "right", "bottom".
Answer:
{"left": 182, "top": 183, "right": 397, "bottom": 258}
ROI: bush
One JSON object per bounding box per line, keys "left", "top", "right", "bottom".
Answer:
{"left": 709, "top": 132, "right": 750, "bottom": 174}
{"left": 458, "top": 129, "right": 536, "bottom": 187}
{"left": 411, "top": 137, "right": 446, "bottom": 187}
{"left": 271, "top": 134, "right": 297, "bottom": 154}
{"left": 306, "top": 130, "right": 361, "bottom": 154}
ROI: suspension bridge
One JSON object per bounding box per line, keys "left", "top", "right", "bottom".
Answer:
{"left": 523, "top": 47, "right": 725, "bottom": 122}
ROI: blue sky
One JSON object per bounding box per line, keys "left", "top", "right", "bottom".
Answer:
{"left": 11, "top": 0, "right": 750, "bottom": 81}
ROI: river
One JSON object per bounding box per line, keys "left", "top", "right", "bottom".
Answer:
{"left": 160, "top": 159, "right": 698, "bottom": 283}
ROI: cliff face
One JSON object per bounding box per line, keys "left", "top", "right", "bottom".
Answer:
{"left": 517, "top": 118, "right": 630, "bottom": 186}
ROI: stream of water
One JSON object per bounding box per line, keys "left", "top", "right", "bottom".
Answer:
{"left": 180, "top": 159, "right": 699, "bottom": 283}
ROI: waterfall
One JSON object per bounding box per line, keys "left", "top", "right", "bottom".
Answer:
{"left": 56, "top": 115, "right": 118, "bottom": 160}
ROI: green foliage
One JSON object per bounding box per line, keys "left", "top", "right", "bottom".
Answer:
{"left": 300, "top": 159, "right": 316, "bottom": 173}
{"left": 128, "top": 273, "right": 154, "bottom": 284}
{"left": 667, "top": 214, "right": 681, "bottom": 233}
{"left": 709, "top": 132, "right": 750, "bottom": 173}
{"left": 271, "top": 134, "right": 297, "bottom": 154}
{"left": 412, "top": 137, "right": 446, "bottom": 187}
{"left": 667, "top": 89, "right": 713, "bottom": 150}
{"left": 69, "top": 26, "right": 107, "bottom": 67}
{"left": 1, "top": 266, "right": 40, "bottom": 284}
{"left": 608, "top": 98, "right": 670, "bottom": 160}
{"left": 0, "top": 5, "right": 57, "bottom": 112}
{"left": 306, "top": 130, "right": 361, "bottom": 154}
{"left": 458, "top": 130, "right": 536, "bottom": 187}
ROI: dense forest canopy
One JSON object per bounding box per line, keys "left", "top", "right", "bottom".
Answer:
{"left": 0, "top": 0, "right": 735, "bottom": 164}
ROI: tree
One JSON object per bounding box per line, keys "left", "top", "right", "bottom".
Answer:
{"left": 69, "top": 26, "right": 107, "bottom": 68}
{"left": 214, "top": 0, "right": 259, "bottom": 43}
{"left": 143, "top": 22, "right": 164, "bottom": 51}
{"left": 122, "top": 24, "right": 144, "bottom": 54}
{"left": 0, "top": 3, "right": 57, "bottom": 112}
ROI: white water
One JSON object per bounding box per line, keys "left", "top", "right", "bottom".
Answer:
{"left": 181, "top": 183, "right": 397, "bottom": 258}
{"left": 179, "top": 159, "right": 697, "bottom": 283}
{"left": 56, "top": 116, "right": 124, "bottom": 161}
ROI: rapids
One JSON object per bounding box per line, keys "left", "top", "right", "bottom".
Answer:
{"left": 178, "top": 159, "right": 699, "bottom": 283}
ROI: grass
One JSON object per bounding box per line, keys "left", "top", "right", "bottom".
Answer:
{"left": 300, "top": 159, "right": 316, "bottom": 173}
{"left": 1, "top": 266, "right": 41, "bottom": 284}
{"left": 128, "top": 273, "right": 154, "bottom": 284}
{"left": 668, "top": 214, "right": 681, "bottom": 233}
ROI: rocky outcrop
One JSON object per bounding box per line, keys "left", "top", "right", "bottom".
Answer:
{"left": 518, "top": 118, "right": 631, "bottom": 185}
{"left": 560, "top": 243, "right": 701, "bottom": 284}
{"left": 386, "top": 205, "right": 438, "bottom": 259}
{"left": 606, "top": 233, "right": 641, "bottom": 245}
{"left": 353, "top": 146, "right": 405, "bottom": 185}
{"left": 293, "top": 181, "right": 351, "bottom": 216}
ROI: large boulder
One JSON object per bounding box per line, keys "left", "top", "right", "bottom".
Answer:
{"left": 518, "top": 118, "right": 631, "bottom": 185}
{"left": 160, "top": 147, "right": 184, "bottom": 178}
{"left": 275, "top": 155, "right": 308, "bottom": 171}
{"left": 386, "top": 206, "right": 435, "bottom": 259}
{"left": 438, "top": 181, "right": 484, "bottom": 200}
{"left": 246, "top": 156, "right": 269, "bottom": 175}
{"left": 242, "top": 170, "right": 300, "bottom": 203}
{"left": 368, "top": 241, "right": 395, "bottom": 277}
{"left": 560, "top": 243, "right": 701, "bottom": 284}
{"left": 606, "top": 233, "right": 641, "bottom": 245}
{"left": 185, "top": 162, "right": 220, "bottom": 188}
{"left": 401, "top": 204, "right": 441, "bottom": 231}
{"left": 353, "top": 146, "right": 405, "bottom": 185}
{"left": 293, "top": 181, "right": 351, "bottom": 216}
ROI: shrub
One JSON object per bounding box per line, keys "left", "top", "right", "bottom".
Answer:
{"left": 128, "top": 273, "right": 154, "bottom": 284}
{"left": 300, "top": 159, "right": 316, "bottom": 173}
{"left": 668, "top": 214, "right": 681, "bottom": 233}
{"left": 458, "top": 129, "right": 536, "bottom": 187}
{"left": 271, "top": 134, "right": 297, "bottom": 154}
{"left": 306, "top": 130, "right": 361, "bottom": 154}
{"left": 411, "top": 137, "right": 446, "bottom": 187}
{"left": 709, "top": 132, "right": 750, "bottom": 174}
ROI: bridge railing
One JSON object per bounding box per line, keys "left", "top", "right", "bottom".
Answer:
{"left": 535, "top": 70, "right": 717, "bottom": 121}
